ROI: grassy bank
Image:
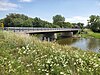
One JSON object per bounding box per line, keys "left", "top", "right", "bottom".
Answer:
{"left": 81, "top": 29, "right": 100, "bottom": 39}
{"left": 0, "top": 31, "right": 100, "bottom": 75}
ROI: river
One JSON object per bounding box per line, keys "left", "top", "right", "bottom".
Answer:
{"left": 57, "top": 38, "right": 100, "bottom": 53}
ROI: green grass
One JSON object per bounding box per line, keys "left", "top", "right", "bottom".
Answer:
{"left": 0, "top": 30, "right": 100, "bottom": 75}
{"left": 81, "top": 29, "right": 100, "bottom": 39}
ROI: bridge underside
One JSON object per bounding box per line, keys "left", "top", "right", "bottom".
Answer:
{"left": 29, "top": 31, "right": 78, "bottom": 41}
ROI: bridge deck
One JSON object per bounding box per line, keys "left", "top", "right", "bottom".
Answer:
{"left": 4, "top": 27, "right": 81, "bottom": 34}
{"left": 26, "top": 29, "right": 80, "bottom": 34}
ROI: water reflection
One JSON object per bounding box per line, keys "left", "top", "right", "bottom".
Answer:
{"left": 87, "top": 38, "right": 100, "bottom": 52}
{"left": 57, "top": 38, "right": 80, "bottom": 45}
{"left": 57, "top": 38, "right": 100, "bottom": 53}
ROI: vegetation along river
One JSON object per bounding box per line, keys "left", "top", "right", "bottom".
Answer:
{"left": 57, "top": 38, "right": 100, "bottom": 53}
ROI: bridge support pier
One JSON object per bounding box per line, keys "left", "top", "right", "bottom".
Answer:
{"left": 61, "top": 32, "right": 73, "bottom": 38}
{"left": 42, "top": 33, "right": 57, "bottom": 41}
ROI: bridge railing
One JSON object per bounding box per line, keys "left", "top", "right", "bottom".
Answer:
{"left": 4, "top": 27, "right": 64, "bottom": 31}
{"left": 3, "top": 27, "right": 81, "bottom": 32}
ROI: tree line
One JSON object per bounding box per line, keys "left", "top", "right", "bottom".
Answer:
{"left": 0, "top": 13, "right": 100, "bottom": 32}
{"left": 0, "top": 13, "right": 84, "bottom": 28}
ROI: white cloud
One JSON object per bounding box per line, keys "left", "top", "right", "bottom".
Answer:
{"left": 0, "top": 0, "right": 18, "bottom": 11}
{"left": 66, "top": 16, "right": 89, "bottom": 25}
{"left": 19, "top": 0, "right": 33, "bottom": 2}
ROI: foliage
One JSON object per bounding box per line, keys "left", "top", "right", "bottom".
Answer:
{"left": 0, "top": 13, "right": 85, "bottom": 28}
{"left": 0, "top": 13, "right": 59, "bottom": 28}
{"left": 33, "top": 17, "right": 58, "bottom": 28}
{"left": 77, "top": 22, "right": 84, "bottom": 29}
{"left": 53, "top": 15, "right": 65, "bottom": 24}
{"left": 72, "top": 23, "right": 84, "bottom": 29}
{"left": 3, "top": 13, "right": 29, "bottom": 27}
{"left": 0, "top": 31, "right": 100, "bottom": 75}
{"left": 53, "top": 15, "right": 73, "bottom": 28}
{"left": 87, "top": 15, "right": 100, "bottom": 32}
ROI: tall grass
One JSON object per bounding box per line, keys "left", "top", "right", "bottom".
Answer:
{"left": 0, "top": 31, "right": 100, "bottom": 75}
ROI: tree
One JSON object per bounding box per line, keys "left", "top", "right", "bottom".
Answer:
{"left": 77, "top": 22, "right": 84, "bottom": 29}
{"left": 63, "top": 22, "right": 73, "bottom": 28}
{"left": 3, "top": 13, "right": 30, "bottom": 27}
{"left": 23, "top": 19, "right": 33, "bottom": 27}
{"left": 33, "top": 17, "right": 43, "bottom": 27}
{"left": 53, "top": 15, "right": 65, "bottom": 27}
{"left": 87, "top": 15, "right": 100, "bottom": 32}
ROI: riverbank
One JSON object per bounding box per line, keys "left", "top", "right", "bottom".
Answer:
{"left": 0, "top": 31, "right": 100, "bottom": 75}
{"left": 80, "top": 29, "right": 100, "bottom": 39}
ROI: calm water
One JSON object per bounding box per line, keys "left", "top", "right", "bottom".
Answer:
{"left": 57, "top": 38, "right": 100, "bottom": 53}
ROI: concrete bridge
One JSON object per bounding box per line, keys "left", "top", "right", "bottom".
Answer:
{"left": 4, "top": 27, "right": 81, "bottom": 41}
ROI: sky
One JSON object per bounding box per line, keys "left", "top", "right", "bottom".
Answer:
{"left": 0, "top": 0, "right": 100, "bottom": 25}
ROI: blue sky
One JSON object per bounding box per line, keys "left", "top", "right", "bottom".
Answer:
{"left": 0, "top": 0, "right": 100, "bottom": 25}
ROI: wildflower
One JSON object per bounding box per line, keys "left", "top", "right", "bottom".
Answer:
{"left": 98, "top": 59, "right": 100, "bottom": 61}
{"left": 26, "top": 64, "right": 30, "bottom": 67}
{"left": 51, "top": 69, "right": 54, "bottom": 71}
{"left": 22, "top": 46, "right": 25, "bottom": 49}
{"left": 26, "top": 44, "right": 29, "bottom": 49}
{"left": 38, "top": 68, "right": 41, "bottom": 71}
{"left": 46, "top": 73, "right": 49, "bottom": 75}
{"left": 60, "top": 72, "right": 65, "bottom": 75}
{"left": 94, "top": 64, "right": 99, "bottom": 68}
{"left": 63, "top": 64, "right": 67, "bottom": 67}
{"left": 17, "top": 66, "right": 21, "bottom": 69}
{"left": 23, "top": 50, "right": 27, "bottom": 54}
{"left": 42, "top": 69, "right": 45, "bottom": 71}
{"left": 4, "top": 58, "right": 7, "bottom": 60}
{"left": 26, "top": 70, "right": 29, "bottom": 72}
{"left": 16, "top": 47, "right": 19, "bottom": 49}
{"left": 77, "top": 68, "right": 80, "bottom": 72}
{"left": 56, "top": 64, "right": 59, "bottom": 66}
{"left": 46, "top": 59, "right": 51, "bottom": 64}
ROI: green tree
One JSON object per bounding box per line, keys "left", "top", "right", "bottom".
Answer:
{"left": 63, "top": 22, "right": 73, "bottom": 28}
{"left": 12, "top": 18, "right": 24, "bottom": 27}
{"left": 53, "top": 15, "right": 65, "bottom": 24}
{"left": 88, "top": 15, "right": 100, "bottom": 32}
{"left": 23, "top": 19, "right": 33, "bottom": 27}
{"left": 33, "top": 17, "right": 42, "bottom": 27}
{"left": 3, "top": 13, "right": 30, "bottom": 27}
{"left": 53, "top": 15, "right": 65, "bottom": 27}
{"left": 77, "top": 22, "right": 84, "bottom": 29}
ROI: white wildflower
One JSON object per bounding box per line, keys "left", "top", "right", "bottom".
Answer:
{"left": 23, "top": 50, "right": 27, "bottom": 54}
{"left": 46, "top": 73, "right": 49, "bottom": 75}
{"left": 60, "top": 72, "right": 65, "bottom": 75}
{"left": 94, "top": 64, "right": 99, "bottom": 68}
{"left": 22, "top": 46, "right": 25, "bottom": 49}
{"left": 26, "top": 64, "right": 30, "bottom": 67}
{"left": 46, "top": 59, "right": 51, "bottom": 64}
{"left": 26, "top": 70, "right": 29, "bottom": 72}
{"left": 38, "top": 68, "right": 40, "bottom": 71}
{"left": 4, "top": 58, "right": 7, "bottom": 60}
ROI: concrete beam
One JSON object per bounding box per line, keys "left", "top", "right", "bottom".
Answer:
{"left": 61, "top": 32, "right": 73, "bottom": 38}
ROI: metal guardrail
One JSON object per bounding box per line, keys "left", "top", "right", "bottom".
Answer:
{"left": 3, "top": 27, "right": 81, "bottom": 32}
